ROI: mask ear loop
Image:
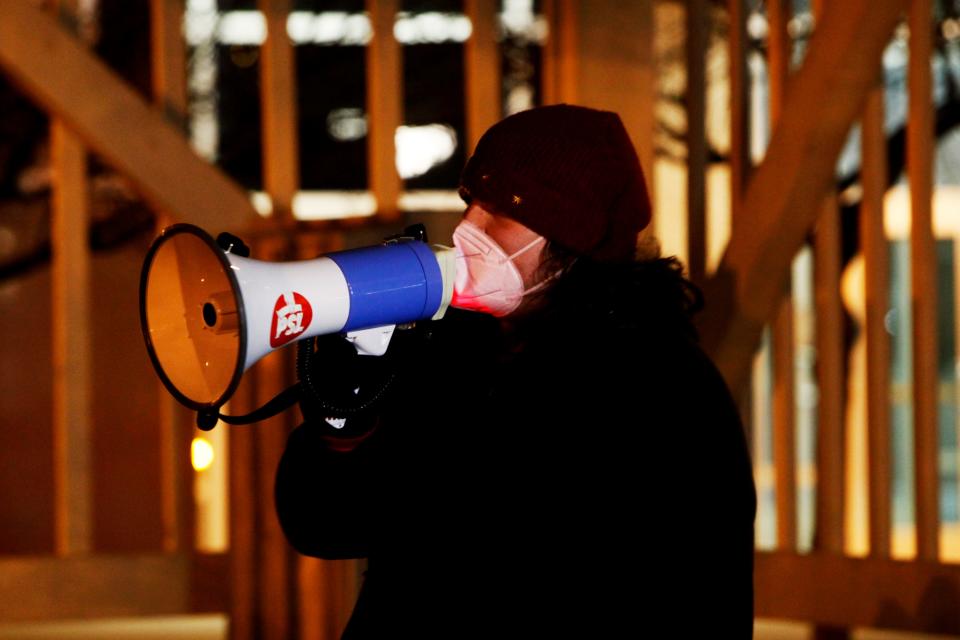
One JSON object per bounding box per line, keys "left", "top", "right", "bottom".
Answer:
{"left": 506, "top": 235, "right": 546, "bottom": 261}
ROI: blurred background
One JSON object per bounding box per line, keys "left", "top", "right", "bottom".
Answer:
{"left": 1, "top": 0, "right": 959, "bottom": 638}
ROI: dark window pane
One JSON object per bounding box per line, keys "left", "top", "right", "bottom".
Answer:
{"left": 216, "top": 45, "right": 263, "bottom": 190}
{"left": 297, "top": 45, "right": 368, "bottom": 189}
{"left": 402, "top": 42, "right": 466, "bottom": 189}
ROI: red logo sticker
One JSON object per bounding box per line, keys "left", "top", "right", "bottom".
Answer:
{"left": 270, "top": 291, "right": 313, "bottom": 348}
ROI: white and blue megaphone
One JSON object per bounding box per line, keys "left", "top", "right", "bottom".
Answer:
{"left": 139, "top": 223, "right": 455, "bottom": 424}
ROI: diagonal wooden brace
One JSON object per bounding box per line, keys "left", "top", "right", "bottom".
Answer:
{"left": 0, "top": 1, "right": 256, "bottom": 231}
{"left": 698, "top": 0, "right": 908, "bottom": 394}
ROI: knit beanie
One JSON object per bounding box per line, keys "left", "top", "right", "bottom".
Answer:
{"left": 458, "top": 104, "right": 652, "bottom": 263}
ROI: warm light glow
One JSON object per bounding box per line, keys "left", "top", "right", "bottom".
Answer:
{"left": 395, "top": 124, "right": 458, "bottom": 179}
{"left": 185, "top": 10, "right": 479, "bottom": 47}
{"left": 192, "top": 437, "right": 215, "bottom": 472}
{"left": 394, "top": 12, "right": 472, "bottom": 44}
{"left": 883, "top": 184, "right": 960, "bottom": 239}
{"left": 216, "top": 11, "right": 267, "bottom": 46}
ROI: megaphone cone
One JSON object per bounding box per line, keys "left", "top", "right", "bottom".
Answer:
{"left": 140, "top": 224, "right": 455, "bottom": 411}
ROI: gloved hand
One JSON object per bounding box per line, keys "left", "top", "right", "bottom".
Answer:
{"left": 296, "top": 330, "right": 400, "bottom": 447}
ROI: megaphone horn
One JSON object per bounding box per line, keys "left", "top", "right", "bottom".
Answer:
{"left": 139, "top": 224, "right": 455, "bottom": 413}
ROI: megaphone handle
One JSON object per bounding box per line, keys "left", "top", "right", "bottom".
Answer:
{"left": 196, "top": 383, "right": 303, "bottom": 430}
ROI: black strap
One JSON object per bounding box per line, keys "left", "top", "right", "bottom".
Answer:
{"left": 196, "top": 383, "right": 302, "bottom": 430}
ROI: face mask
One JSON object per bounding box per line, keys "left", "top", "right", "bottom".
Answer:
{"left": 450, "top": 219, "right": 549, "bottom": 317}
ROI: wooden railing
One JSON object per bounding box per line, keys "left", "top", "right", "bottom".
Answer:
{"left": 1, "top": 0, "right": 959, "bottom": 638}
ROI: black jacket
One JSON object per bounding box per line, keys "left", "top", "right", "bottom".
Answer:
{"left": 275, "top": 260, "right": 757, "bottom": 638}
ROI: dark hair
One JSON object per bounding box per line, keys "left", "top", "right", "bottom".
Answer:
{"left": 529, "top": 237, "right": 705, "bottom": 343}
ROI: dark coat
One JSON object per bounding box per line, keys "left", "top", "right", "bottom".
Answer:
{"left": 275, "top": 260, "right": 757, "bottom": 638}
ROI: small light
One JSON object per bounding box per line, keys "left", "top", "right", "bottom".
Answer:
{"left": 192, "top": 437, "right": 215, "bottom": 472}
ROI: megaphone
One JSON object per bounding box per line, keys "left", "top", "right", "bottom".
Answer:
{"left": 139, "top": 223, "right": 455, "bottom": 415}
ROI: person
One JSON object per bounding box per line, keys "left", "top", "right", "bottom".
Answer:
{"left": 275, "top": 104, "right": 757, "bottom": 638}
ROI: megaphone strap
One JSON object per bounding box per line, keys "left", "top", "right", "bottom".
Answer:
{"left": 197, "top": 383, "right": 303, "bottom": 430}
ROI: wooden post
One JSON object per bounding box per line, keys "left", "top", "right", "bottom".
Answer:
{"left": 150, "top": 0, "right": 188, "bottom": 130}
{"left": 728, "top": 0, "right": 751, "bottom": 224}
{"left": 229, "top": 375, "right": 257, "bottom": 640}
{"left": 51, "top": 119, "right": 93, "bottom": 557}
{"left": 908, "top": 0, "right": 939, "bottom": 562}
{"left": 541, "top": 0, "right": 577, "bottom": 105}
{"left": 260, "top": 0, "right": 299, "bottom": 221}
{"left": 48, "top": 0, "right": 92, "bottom": 559}
{"left": 253, "top": 239, "right": 295, "bottom": 640}
{"left": 809, "top": 0, "right": 846, "bottom": 559}
{"left": 813, "top": 194, "right": 845, "bottom": 555}
{"left": 686, "top": 0, "right": 708, "bottom": 287}
{"left": 861, "top": 83, "right": 892, "bottom": 558}
{"left": 366, "top": 0, "right": 403, "bottom": 223}
{"left": 766, "top": 0, "right": 796, "bottom": 551}
{"left": 150, "top": 0, "right": 193, "bottom": 556}
{"left": 464, "top": 0, "right": 500, "bottom": 155}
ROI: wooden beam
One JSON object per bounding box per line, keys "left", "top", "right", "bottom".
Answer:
{"left": 150, "top": 0, "right": 188, "bottom": 130}
{"left": 51, "top": 118, "right": 93, "bottom": 557}
{"left": 908, "top": 0, "right": 939, "bottom": 563}
{"left": 366, "top": 0, "right": 403, "bottom": 223}
{"left": 686, "top": 0, "right": 707, "bottom": 287}
{"left": 809, "top": 0, "right": 845, "bottom": 559}
{"left": 259, "top": 0, "right": 299, "bottom": 221}
{"left": 464, "top": 0, "right": 500, "bottom": 155}
{"left": 772, "top": 285, "right": 797, "bottom": 550}
{"left": 766, "top": 0, "right": 796, "bottom": 552}
{"left": 0, "top": 1, "right": 256, "bottom": 231}
{"left": 754, "top": 551, "right": 960, "bottom": 633}
{"left": 813, "top": 194, "right": 846, "bottom": 554}
{"left": 0, "top": 554, "right": 189, "bottom": 621}
{"left": 728, "top": 0, "right": 751, "bottom": 222}
{"left": 861, "top": 84, "right": 892, "bottom": 558}
{"left": 150, "top": 0, "right": 193, "bottom": 557}
{"left": 766, "top": 0, "right": 790, "bottom": 124}
{"left": 253, "top": 237, "right": 294, "bottom": 640}
{"left": 229, "top": 377, "right": 258, "bottom": 640}
{"left": 541, "top": 0, "right": 578, "bottom": 105}
{"left": 696, "top": 0, "right": 908, "bottom": 396}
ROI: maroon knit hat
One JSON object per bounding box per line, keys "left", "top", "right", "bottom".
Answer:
{"left": 458, "top": 104, "right": 652, "bottom": 263}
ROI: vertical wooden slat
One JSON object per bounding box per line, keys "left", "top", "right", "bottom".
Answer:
{"left": 766, "top": 0, "right": 796, "bottom": 551}
{"left": 254, "top": 241, "right": 294, "bottom": 640}
{"left": 728, "top": 0, "right": 751, "bottom": 223}
{"left": 861, "top": 83, "right": 892, "bottom": 558}
{"left": 541, "top": 0, "right": 577, "bottom": 105}
{"left": 814, "top": 194, "right": 845, "bottom": 554}
{"left": 686, "top": 0, "right": 707, "bottom": 287}
{"left": 260, "top": 0, "right": 299, "bottom": 221}
{"left": 464, "top": 0, "right": 500, "bottom": 155}
{"left": 229, "top": 378, "right": 257, "bottom": 640}
{"left": 728, "top": 0, "right": 752, "bottom": 441}
{"left": 150, "top": 0, "right": 192, "bottom": 556}
{"left": 955, "top": 239, "right": 960, "bottom": 531}
{"left": 366, "top": 0, "right": 403, "bottom": 223}
{"left": 810, "top": 0, "right": 845, "bottom": 558}
{"left": 637, "top": 0, "right": 656, "bottom": 227}
{"left": 292, "top": 232, "right": 353, "bottom": 640}
{"left": 257, "top": 0, "right": 299, "bottom": 624}
{"left": 772, "top": 286, "right": 798, "bottom": 550}
{"left": 49, "top": 0, "right": 92, "bottom": 559}
{"left": 766, "top": 0, "right": 790, "bottom": 124}
{"left": 150, "top": 0, "right": 188, "bottom": 129}
{"left": 51, "top": 119, "right": 93, "bottom": 557}
{"left": 908, "top": 0, "right": 939, "bottom": 562}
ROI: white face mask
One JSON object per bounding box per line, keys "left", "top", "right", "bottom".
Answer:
{"left": 450, "top": 219, "right": 549, "bottom": 317}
